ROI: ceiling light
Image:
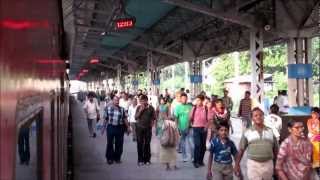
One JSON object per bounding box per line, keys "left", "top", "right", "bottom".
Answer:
{"left": 90, "top": 58, "right": 99, "bottom": 64}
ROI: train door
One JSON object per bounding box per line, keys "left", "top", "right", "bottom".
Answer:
{"left": 15, "top": 110, "right": 43, "bottom": 180}
{"left": 50, "top": 97, "right": 56, "bottom": 180}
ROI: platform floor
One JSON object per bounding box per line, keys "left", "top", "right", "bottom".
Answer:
{"left": 71, "top": 99, "right": 247, "bottom": 180}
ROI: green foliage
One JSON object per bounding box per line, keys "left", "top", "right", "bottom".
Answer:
{"left": 137, "top": 72, "right": 149, "bottom": 89}
{"left": 312, "top": 37, "right": 320, "bottom": 81}
{"left": 208, "top": 44, "right": 287, "bottom": 99}
{"left": 210, "top": 54, "right": 235, "bottom": 96}
{"left": 160, "top": 76, "right": 185, "bottom": 91}
{"left": 137, "top": 37, "right": 320, "bottom": 105}
{"left": 263, "top": 44, "right": 287, "bottom": 72}
{"left": 239, "top": 51, "right": 251, "bottom": 75}
{"left": 159, "top": 63, "right": 187, "bottom": 92}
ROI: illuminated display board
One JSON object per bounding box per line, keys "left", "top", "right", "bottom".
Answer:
{"left": 115, "top": 18, "right": 135, "bottom": 29}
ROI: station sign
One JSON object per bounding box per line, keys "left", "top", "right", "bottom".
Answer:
{"left": 115, "top": 18, "right": 135, "bottom": 30}
{"left": 190, "top": 75, "right": 202, "bottom": 83}
{"left": 153, "top": 79, "right": 160, "bottom": 85}
{"left": 288, "top": 64, "right": 313, "bottom": 79}
{"left": 132, "top": 80, "right": 139, "bottom": 86}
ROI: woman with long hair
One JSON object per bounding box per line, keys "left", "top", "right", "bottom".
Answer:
{"left": 156, "top": 97, "right": 169, "bottom": 137}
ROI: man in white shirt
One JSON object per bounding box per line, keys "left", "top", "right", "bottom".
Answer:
{"left": 186, "top": 89, "right": 192, "bottom": 104}
{"left": 264, "top": 104, "right": 282, "bottom": 142}
{"left": 83, "top": 92, "right": 100, "bottom": 138}
{"left": 275, "top": 90, "right": 289, "bottom": 114}
{"left": 119, "top": 93, "right": 130, "bottom": 112}
{"left": 128, "top": 97, "right": 138, "bottom": 141}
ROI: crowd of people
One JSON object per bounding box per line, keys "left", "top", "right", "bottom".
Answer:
{"left": 81, "top": 88, "right": 320, "bottom": 180}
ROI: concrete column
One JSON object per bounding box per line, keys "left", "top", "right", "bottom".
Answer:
{"left": 183, "top": 40, "right": 202, "bottom": 97}
{"left": 189, "top": 58, "right": 202, "bottom": 97}
{"left": 129, "top": 66, "right": 139, "bottom": 94}
{"left": 287, "top": 38, "right": 297, "bottom": 106}
{"left": 305, "top": 38, "right": 313, "bottom": 106}
{"left": 250, "top": 30, "right": 264, "bottom": 103}
{"left": 104, "top": 75, "right": 110, "bottom": 93}
{"left": 296, "top": 38, "right": 304, "bottom": 106}
{"left": 231, "top": 52, "right": 241, "bottom": 104}
{"left": 155, "top": 67, "right": 160, "bottom": 96}
{"left": 147, "top": 52, "right": 159, "bottom": 96}
{"left": 171, "top": 65, "right": 175, "bottom": 91}
{"left": 133, "top": 72, "right": 139, "bottom": 93}
{"left": 288, "top": 38, "right": 313, "bottom": 106}
{"left": 116, "top": 64, "right": 122, "bottom": 91}
{"left": 184, "top": 61, "right": 190, "bottom": 91}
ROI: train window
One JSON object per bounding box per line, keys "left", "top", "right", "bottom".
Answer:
{"left": 16, "top": 111, "right": 43, "bottom": 180}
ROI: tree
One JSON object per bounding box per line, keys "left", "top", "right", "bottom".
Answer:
{"left": 239, "top": 51, "right": 251, "bottom": 75}
{"left": 210, "top": 54, "right": 235, "bottom": 96}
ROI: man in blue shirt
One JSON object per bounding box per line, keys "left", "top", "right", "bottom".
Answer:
{"left": 207, "top": 122, "right": 238, "bottom": 180}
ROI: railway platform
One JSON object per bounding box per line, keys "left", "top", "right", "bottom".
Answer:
{"left": 71, "top": 99, "right": 247, "bottom": 180}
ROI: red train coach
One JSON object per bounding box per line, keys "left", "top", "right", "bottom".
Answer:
{"left": 0, "top": 0, "right": 71, "bottom": 180}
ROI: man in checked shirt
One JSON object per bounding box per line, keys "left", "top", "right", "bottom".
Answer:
{"left": 103, "top": 96, "right": 130, "bottom": 165}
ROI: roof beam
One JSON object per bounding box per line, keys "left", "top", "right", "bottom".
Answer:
{"left": 75, "top": 7, "right": 111, "bottom": 16}
{"left": 130, "top": 41, "right": 182, "bottom": 59}
{"left": 96, "top": 63, "right": 129, "bottom": 73}
{"left": 106, "top": 55, "right": 138, "bottom": 67}
{"left": 75, "top": 24, "right": 105, "bottom": 32}
{"left": 162, "top": 0, "right": 256, "bottom": 29}
{"left": 238, "top": 0, "right": 267, "bottom": 12}
{"left": 74, "top": 53, "right": 139, "bottom": 67}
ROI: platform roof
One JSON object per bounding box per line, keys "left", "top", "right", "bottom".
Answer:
{"left": 62, "top": 0, "right": 320, "bottom": 80}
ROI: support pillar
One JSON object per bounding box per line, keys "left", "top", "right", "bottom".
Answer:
{"left": 231, "top": 52, "right": 241, "bottom": 104}
{"left": 296, "top": 38, "right": 305, "bottom": 106}
{"left": 287, "top": 39, "right": 297, "bottom": 106}
{"left": 189, "top": 58, "right": 202, "bottom": 97}
{"left": 287, "top": 38, "right": 313, "bottom": 106}
{"left": 128, "top": 65, "right": 139, "bottom": 94}
{"left": 250, "top": 30, "right": 264, "bottom": 103}
{"left": 104, "top": 74, "right": 110, "bottom": 93}
{"left": 306, "top": 38, "right": 313, "bottom": 106}
{"left": 132, "top": 73, "right": 139, "bottom": 94}
{"left": 184, "top": 61, "right": 190, "bottom": 91}
{"left": 116, "top": 64, "right": 123, "bottom": 91}
{"left": 147, "top": 52, "right": 160, "bottom": 96}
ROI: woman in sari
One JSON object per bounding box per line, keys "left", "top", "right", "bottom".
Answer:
{"left": 307, "top": 107, "right": 320, "bottom": 176}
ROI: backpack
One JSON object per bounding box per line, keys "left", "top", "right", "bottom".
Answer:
{"left": 160, "top": 121, "right": 177, "bottom": 148}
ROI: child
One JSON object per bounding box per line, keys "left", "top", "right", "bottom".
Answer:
{"left": 207, "top": 122, "right": 237, "bottom": 180}
{"left": 159, "top": 117, "right": 180, "bottom": 171}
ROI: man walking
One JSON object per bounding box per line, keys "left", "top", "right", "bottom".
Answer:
{"left": 190, "top": 94, "right": 209, "bottom": 168}
{"left": 238, "top": 91, "right": 252, "bottom": 128}
{"left": 235, "top": 107, "right": 278, "bottom": 180}
{"left": 83, "top": 92, "right": 100, "bottom": 138}
{"left": 128, "top": 97, "right": 138, "bottom": 141}
{"left": 222, "top": 89, "right": 233, "bottom": 112}
{"left": 174, "top": 92, "right": 192, "bottom": 162}
{"left": 104, "top": 96, "right": 130, "bottom": 164}
{"left": 135, "top": 95, "right": 156, "bottom": 166}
